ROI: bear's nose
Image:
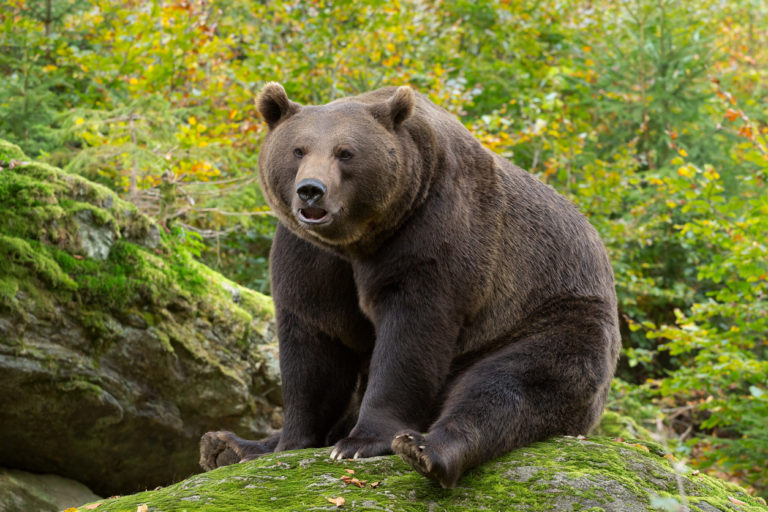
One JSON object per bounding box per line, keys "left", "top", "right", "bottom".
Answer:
{"left": 296, "top": 178, "right": 327, "bottom": 204}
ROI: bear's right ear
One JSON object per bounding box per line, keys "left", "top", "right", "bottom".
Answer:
{"left": 257, "top": 82, "right": 301, "bottom": 130}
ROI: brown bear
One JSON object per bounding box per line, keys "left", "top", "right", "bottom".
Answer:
{"left": 199, "top": 83, "right": 620, "bottom": 489}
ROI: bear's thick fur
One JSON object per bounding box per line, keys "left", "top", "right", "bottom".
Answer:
{"left": 200, "top": 84, "right": 621, "bottom": 488}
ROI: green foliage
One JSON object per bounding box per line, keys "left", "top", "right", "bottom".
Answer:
{"left": 1, "top": 0, "right": 767, "bottom": 497}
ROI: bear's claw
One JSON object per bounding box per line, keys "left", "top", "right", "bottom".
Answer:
{"left": 330, "top": 435, "right": 393, "bottom": 461}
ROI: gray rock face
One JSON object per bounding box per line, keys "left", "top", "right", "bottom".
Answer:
{"left": 73, "top": 209, "right": 116, "bottom": 260}
{"left": 0, "top": 142, "right": 282, "bottom": 497}
{"left": 0, "top": 467, "right": 101, "bottom": 512}
{"left": 0, "top": 296, "right": 281, "bottom": 497}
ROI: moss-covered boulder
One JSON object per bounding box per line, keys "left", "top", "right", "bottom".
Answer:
{"left": 0, "top": 141, "right": 281, "bottom": 496}
{"left": 75, "top": 436, "right": 767, "bottom": 512}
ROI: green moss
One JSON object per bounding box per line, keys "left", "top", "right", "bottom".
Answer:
{"left": 0, "top": 235, "right": 77, "bottom": 291}
{"left": 240, "top": 286, "right": 276, "bottom": 320}
{"left": 79, "top": 437, "right": 768, "bottom": 512}
{"left": 0, "top": 139, "right": 27, "bottom": 161}
{"left": 0, "top": 276, "right": 19, "bottom": 307}
{"left": 65, "top": 199, "right": 119, "bottom": 229}
{"left": 0, "top": 142, "right": 272, "bottom": 334}
{"left": 594, "top": 411, "right": 655, "bottom": 442}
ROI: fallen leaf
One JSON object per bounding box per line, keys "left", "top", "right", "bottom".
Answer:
{"left": 692, "top": 470, "right": 700, "bottom": 476}
{"left": 340, "top": 475, "right": 352, "bottom": 484}
{"left": 345, "top": 469, "right": 355, "bottom": 474}
{"left": 137, "top": 505, "right": 148, "bottom": 512}
{"left": 612, "top": 437, "right": 624, "bottom": 443}
{"left": 728, "top": 496, "right": 747, "bottom": 506}
{"left": 350, "top": 478, "right": 367, "bottom": 488}
{"left": 370, "top": 481, "right": 380, "bottom": 488}
{"left": 85, "top": 505, "right": 101, "bottom": 510}
{"left": 328, "top": 496, "right": 345, "bottom": 507}
{"left": 629, "top": 443, "right": 650, "bottom": 452}
{"left": 64, "top": 508, "right": 78, "bottom": 512}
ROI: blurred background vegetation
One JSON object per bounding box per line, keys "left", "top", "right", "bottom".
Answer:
{"left": 1, "top": 0, "right": 766, "bottom": 497}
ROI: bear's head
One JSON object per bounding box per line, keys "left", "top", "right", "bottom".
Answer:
{"left": 256, "top": 83, "right": 431, "bottom": 252}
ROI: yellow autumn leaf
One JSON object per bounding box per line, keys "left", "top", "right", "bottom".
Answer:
{"left": 188, "top": 116, "right": 197, "bottom": 126}
{"left": 678, "top": 148, "right": 687, "bottom": 157}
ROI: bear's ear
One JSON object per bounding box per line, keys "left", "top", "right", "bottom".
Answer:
{"left": 371, "top": 86, "right": 415, "bottom": 131}
{"left": 257, "top": 82, "right": 301, "bottom": 130}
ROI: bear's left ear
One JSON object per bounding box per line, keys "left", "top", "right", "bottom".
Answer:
{"left": 371, "top": 86, "right": 415, "bottom": 131}
{"left": 257, "top": 82, "right": 302, "bottom": 130}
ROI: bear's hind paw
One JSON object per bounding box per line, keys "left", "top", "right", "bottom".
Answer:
{"left": 391, "top": 430, "right": 460, "bottom": 489}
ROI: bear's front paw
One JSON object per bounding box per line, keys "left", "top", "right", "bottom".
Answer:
{"left": 330, "top": 435, "right": 394, "bottom": 461}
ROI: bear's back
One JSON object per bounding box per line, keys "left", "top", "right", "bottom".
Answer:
{"left": 336, "top": 87, "right": 615, "bottom": 318}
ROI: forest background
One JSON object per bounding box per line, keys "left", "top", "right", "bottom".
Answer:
{"left": 1, "top": 0, "right": 766, "bottom": 498}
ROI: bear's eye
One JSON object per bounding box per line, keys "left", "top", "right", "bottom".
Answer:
{"left": 337, "top": 150, "right": 353, "bottom": 161}
{"left": 293, "top": 148, "right": 305, "bottom": 159}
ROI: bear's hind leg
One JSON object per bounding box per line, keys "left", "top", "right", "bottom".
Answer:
{"left": 393, "top": 310, "right": 617, "bottom": 488}
{"left": 200, "top": 431, "right": 281, "bottom": 471}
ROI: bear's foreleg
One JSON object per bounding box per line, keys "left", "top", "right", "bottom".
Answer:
{"left": 275, "top": 310, "right": 362, "bottom": 451}
{"left": 330, "top": 303, "right": 460, "bottom": 460}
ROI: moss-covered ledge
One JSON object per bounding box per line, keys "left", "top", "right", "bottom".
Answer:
{"left": 74, "top": 436, "right": 767, "bottom": 512}
{"left": 0, "top": 140, "right": 280, "bottom": 497}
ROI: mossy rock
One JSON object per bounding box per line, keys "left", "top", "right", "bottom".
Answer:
{"left": 0, "top": 467, "right": 101, "bottom": 512}
{"left": 77, "top": 436, "right": 767, "bottom": 512}
{"left": 0, "top": 139, "right": 27, "bottom": 161}
{"left": 0, "top": 140, "right": 281, "bottom": 496}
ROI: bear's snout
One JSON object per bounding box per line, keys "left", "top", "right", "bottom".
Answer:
{"left": 296, "top": 178, "right": 327, "bottom": 204}
{"left": 295, "top": 178, "right": 330, "bottom": 224}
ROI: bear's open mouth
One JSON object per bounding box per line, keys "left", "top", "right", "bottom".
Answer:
{"left": 298, "top": 207, "right": 329, "bottom": 224}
